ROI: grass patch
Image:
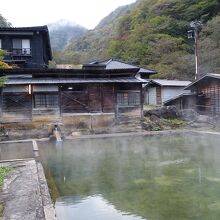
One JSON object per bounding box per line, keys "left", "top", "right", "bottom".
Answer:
{"left": 142, "top": 117, "right": 186, "bottom": 131}
{"left": 0, "top": 166, "right": 13, "bottom": 191}
{"left": 161, "top": 118, "right": 187, "bottom": 129}
{"left": 0, "top": 166, "right": 13, "bottom": 217}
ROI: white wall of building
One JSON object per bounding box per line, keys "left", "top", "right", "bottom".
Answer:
{"left": 146, "top": 86, "right": 190, "bottom": 105}
{"left": 147, "top": 87, "right": 157, "bottom": 105}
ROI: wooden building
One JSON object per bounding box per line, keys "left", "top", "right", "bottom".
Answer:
{"left": 0, "top": 67, "right": 145, "bottom": 128}
{"left": 164, "top": 74, "right": 220, "bottom": 116}
{"left": 0, "top": 26, "right": 52, "bottom": 68}
{"left": 146, "top": 79, "right": 191, "bottom": 105}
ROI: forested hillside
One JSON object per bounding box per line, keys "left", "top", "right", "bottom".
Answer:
{"left": 57, "top": 3, "right": 136, "bottom": 64}
{"left": 63, "top": 0, "right": 220, "bottom": 80}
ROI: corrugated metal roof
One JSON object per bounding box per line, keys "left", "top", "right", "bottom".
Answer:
{"left": 150, "top": 79, "right": 191, "bottom": 87}
{"left": 164, "top": 93, "right": 197, "bottom": 105}
{"left": 5, "top": 77, "right": 146, "bottom": 85}
{"left": 184, "top": 73, "right": 220, "bottom": 90}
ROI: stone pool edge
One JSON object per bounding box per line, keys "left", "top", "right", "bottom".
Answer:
{"left": 0, "top": 159, "right": 57, "bottom": 220}
{"left": 37, "top": 161, "right": 57, "bottom": 220}
{"left": 65, "top": 129, "right": 220, "bottom": 140}
{"left": 1, "top": 129, "right": 220, "bottom": 144}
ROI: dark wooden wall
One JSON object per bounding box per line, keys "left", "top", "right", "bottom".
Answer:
{"left": 102, "top": 84, "right": 115, "bottom": 113}
{"left": 2, "top": 93, "right": 32, "bottom": 120}
{"left": 61, "top": 91, "right": 88, "bottom": 113}
{"left": 0, "top": 31, "right": 49, "bottom": 68}
{"left": 156, "top": 86, "right": 162, "bottom": 105}
{"left": 116, "top": 84, "right": 142, "bottom": 120}
{"left": 61, "top": 84, "right": 115, "bottom": 114}
{"left": 0, "top": 83, "right": 143, "bottom": 122}
{"left": 88, "top": 84, "right": 102, "bottom": 112}
{"left": 197, "top": 81, "right": 220, "bottom": 115}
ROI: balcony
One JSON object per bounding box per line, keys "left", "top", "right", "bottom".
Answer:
{"left": 3, "top": 48, "right": 32, "bottom": 65}
{"left": 11, "top": 48, "right": 32, "bottom": 56}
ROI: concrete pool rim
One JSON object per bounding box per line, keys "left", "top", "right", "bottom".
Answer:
{"left": 0, "top": 129, "right": 220, "bottom": 144}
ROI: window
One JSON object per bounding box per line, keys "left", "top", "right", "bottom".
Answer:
{"left": 34, "top": 94, "right": 59, "bottom": 108}
{"left": 0, "top": 39, "right": 2, "bottom": 49}
{"left": 117, "top": 92, "right": 141, "bottom": 107}
{"left": 12, "top": 39, "right": 31, "bottom": 55}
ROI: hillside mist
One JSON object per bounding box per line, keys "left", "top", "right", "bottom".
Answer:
{"left": 48, "top": 20, "right": 87, "bottom": 51}
{"left": 54, "top": 3, "right": 136, "bottom": 65}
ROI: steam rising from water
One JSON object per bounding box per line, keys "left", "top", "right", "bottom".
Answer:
{"left": 38, "top": 133, "right": 220, "bottom": 220}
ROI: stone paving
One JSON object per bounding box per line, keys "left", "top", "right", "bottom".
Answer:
{"left": 0, "top": 159, "right": 56, "bottom": 220}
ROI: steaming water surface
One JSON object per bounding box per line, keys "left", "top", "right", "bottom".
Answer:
{"left": 38, "top": 134, "right": 220, "bottom": 220}
{"left": 0, "top": 142, "right": 34, "bottom": 160}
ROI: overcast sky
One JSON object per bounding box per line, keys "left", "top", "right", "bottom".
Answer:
{"left": 1, "top": 0, "right": 136, "bottom": 29}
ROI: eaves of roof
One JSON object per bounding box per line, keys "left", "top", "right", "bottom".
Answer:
{"left": 184, "top": 73, "right": 220, "bottom": 90}
{"left": 163, "top": 93, "right": 197, "bottom": 105}
{"left": 5, "top": 77, "right": 146, "bottom": 85}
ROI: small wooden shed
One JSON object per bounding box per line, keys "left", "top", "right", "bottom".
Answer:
{"left": 164, "top": 73, "right": 220, "bottom": 116}
{"left": 183, "top": 74, "right": 220, "bottom": 115}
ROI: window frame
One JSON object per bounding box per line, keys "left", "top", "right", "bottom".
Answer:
{"left": 117, "top": 91, "right": 141, "bottom": 107}
{"left": 12, "top": 38, "right": 31, "bottom": 55}
{"left": 33, "top": 93, "right": 59, "bottom": 109}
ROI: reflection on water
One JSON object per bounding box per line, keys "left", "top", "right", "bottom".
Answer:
{"left": 56, "top": 195, "right": 144, "bottom": 220}
{"left": 0, "top": 142, "right": 33, "bottom": 160}
{"left": 39, "top": 134, "right": 220, "bottom": 220}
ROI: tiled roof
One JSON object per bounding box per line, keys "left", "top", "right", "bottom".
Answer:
{"left": 90, "top": 59, "right": 157, "bottom": 74}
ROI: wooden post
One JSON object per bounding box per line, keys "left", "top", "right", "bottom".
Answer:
{"left": 59, "top": 85, "right": 62, "bottom": 117}
{"left": 195, "top": 30, "right": 199, "bottom": 80}
{"left": 140, "top": 84, "right": 144, "bottom": 120}
{"left": 114, "top": 84, "right": 118, "bottom": 122}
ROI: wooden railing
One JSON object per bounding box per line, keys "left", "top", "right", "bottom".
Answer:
{"left": 11, "top": 48, "right": 31, "bottom": 56}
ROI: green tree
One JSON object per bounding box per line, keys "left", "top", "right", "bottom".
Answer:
{"left": 107, "top": 0, "right": 220, "bottom": 79}
{"left": 0, "top": 50, "right": 10, "bottom": 87}
{"left": 199, "top": 15, "right": 220, "bottom": 75}
{"left": 0, "top": 14, "right": 11, "bottom": 27}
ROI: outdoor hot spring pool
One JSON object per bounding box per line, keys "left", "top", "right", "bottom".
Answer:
{"left": 38, "top": 133, "right": 220, "bottom": 220}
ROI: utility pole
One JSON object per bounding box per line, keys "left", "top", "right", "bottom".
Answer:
{"left": 188, "top": 20, "right": 202, "bottom": 80}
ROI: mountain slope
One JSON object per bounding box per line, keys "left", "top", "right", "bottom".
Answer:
{"left": 61, "top": 3, "right": 137, "bottom": 64}
{"left": 48, "top": 20, "right": 87, "bottom": 51}
{"left": 59, "top": 0, "right": 220, "bottom": 79}
{"left": 107, "top": 0, "right": 220, "bottom": 79}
